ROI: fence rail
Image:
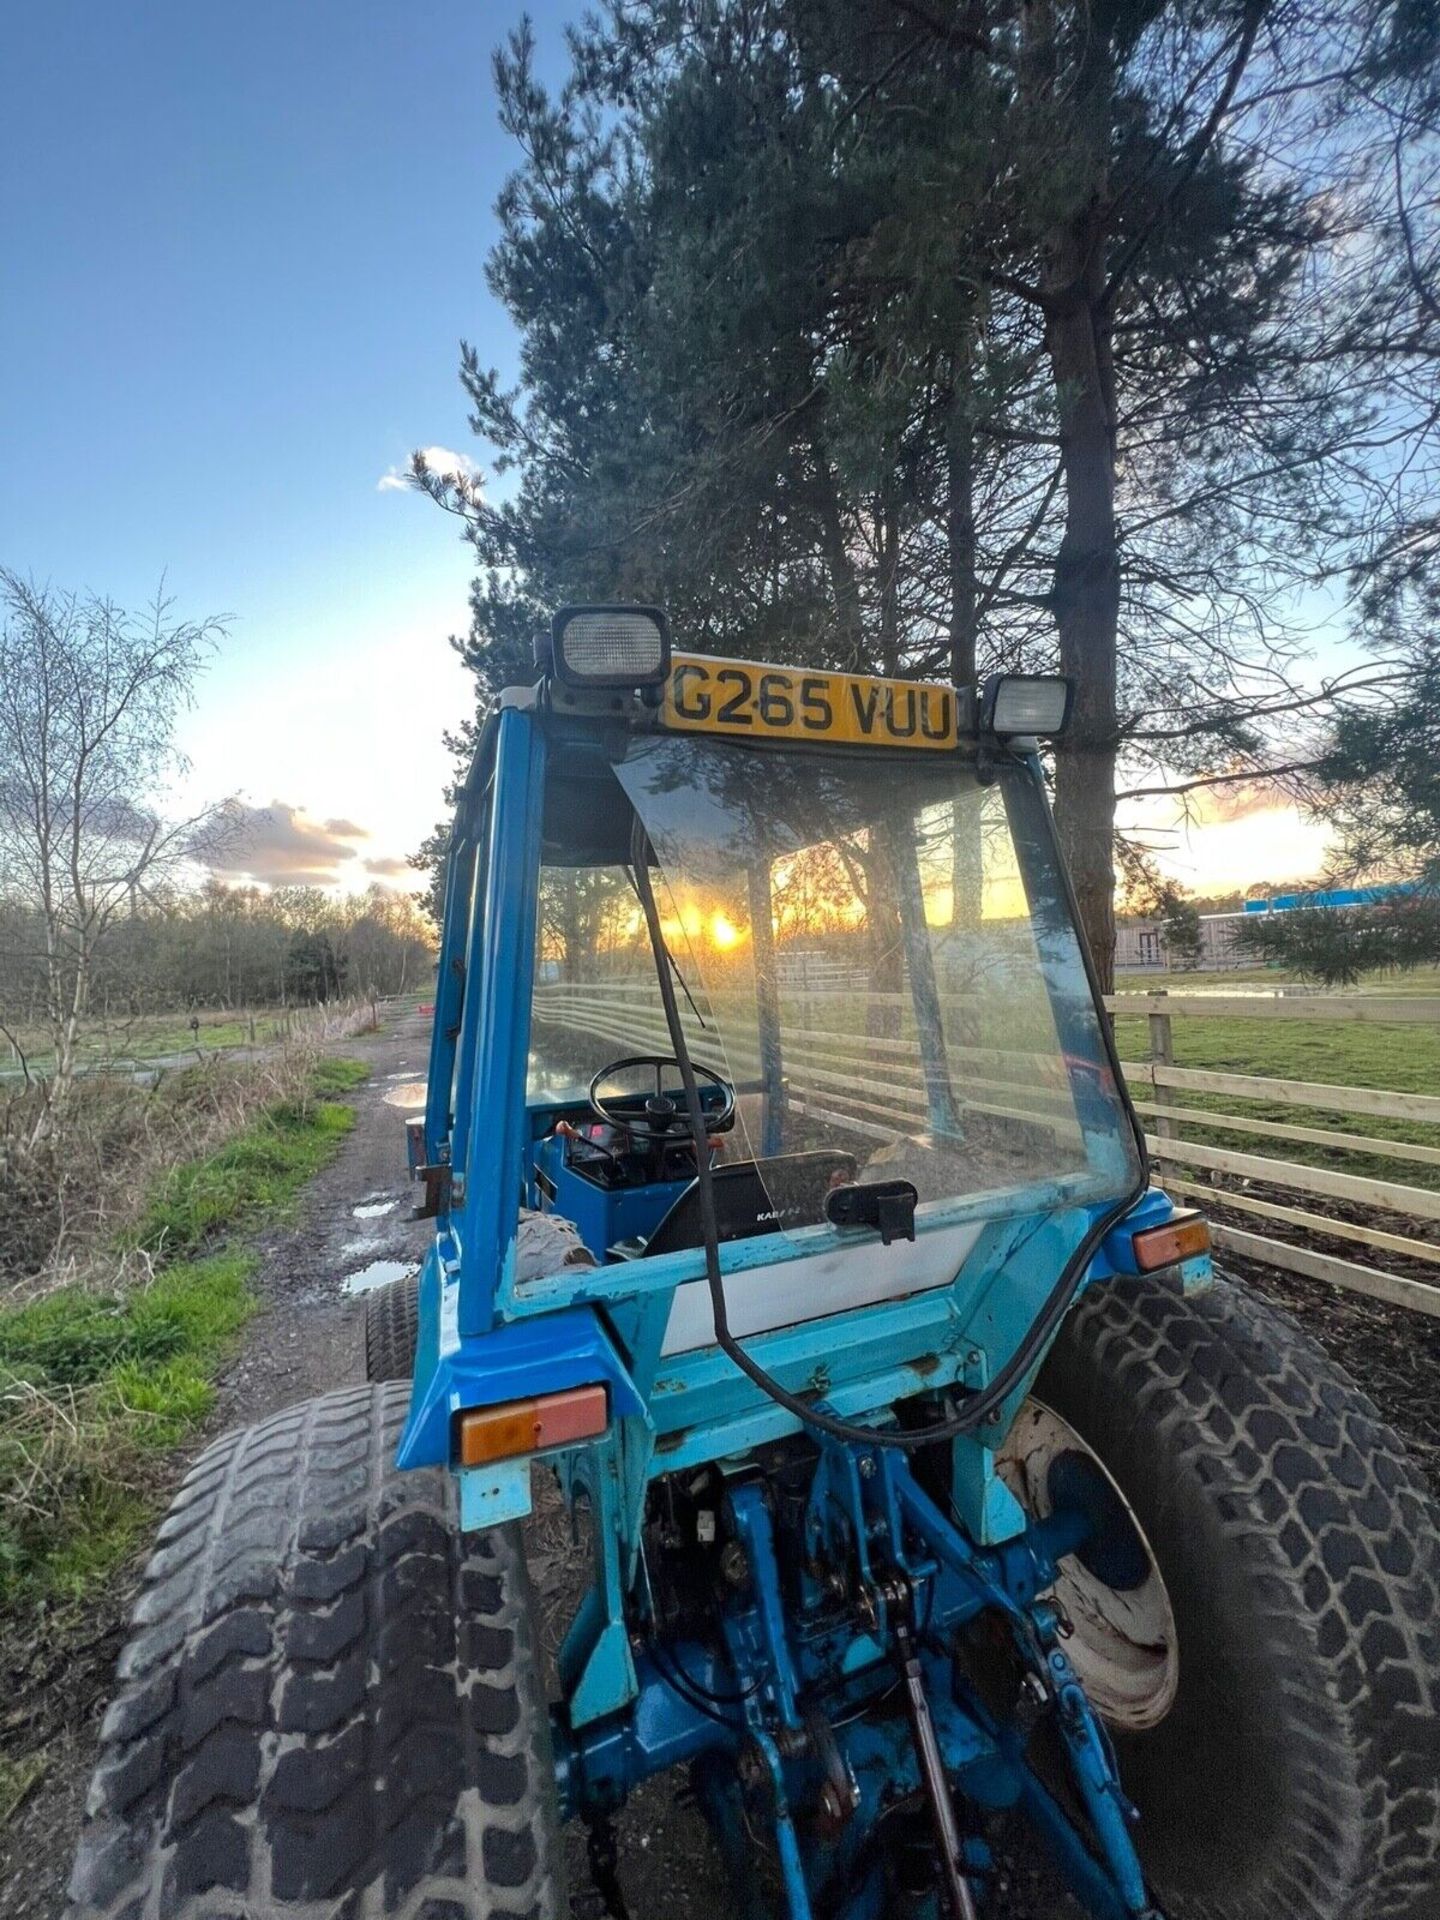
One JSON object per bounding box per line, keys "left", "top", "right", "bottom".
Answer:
{"left": 1109, "top": 991, "right": 1440, "bottom": 1319}
{"left": 532, "top": 983, "right": 1082, "bottom": 1148}
{"left": 532, "top": 982, "right": 1440, "bottom": 1318}
{"left": 1111, "top": 990, "right": 1440, "bottom": 1024}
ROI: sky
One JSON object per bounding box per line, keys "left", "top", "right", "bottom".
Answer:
{"left": 0, "top": 0, "right": 576, "bottom": 892}
{"left": 0, "top": 1, "right": 1326, "bottom": 902}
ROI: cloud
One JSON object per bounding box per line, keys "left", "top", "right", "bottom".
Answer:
{"left": 263, "top": 869, "right": 346, "bottom": 889}
{"left": 209, "top": 802, "right": 371, "bottom": 888}
{"left": 377, "top": 444, "right": 480, "bottom": 493}
{"left": 1190, "top": 777, "right": 1300, "bottom": 826}
{"left": 363, "top": 855, "right": 411, "bottom": 877}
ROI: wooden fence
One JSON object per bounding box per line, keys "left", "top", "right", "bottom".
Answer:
{"left": 534, "top": 981, "right": 1440, "bottom": 1318}
{"left": 1110, "top": 991, "right": 1440, "bottom": 1320}
{"left": 532, "top": 981, "right": 1081, "bottom": 1145}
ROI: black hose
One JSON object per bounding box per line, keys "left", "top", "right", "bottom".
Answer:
{"left": 628, "top": 813, "right": 1139, "bottom": 1450}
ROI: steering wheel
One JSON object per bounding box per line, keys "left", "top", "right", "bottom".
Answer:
{"left": 587, "top": 1054, "right": 736, "bottom": 1142}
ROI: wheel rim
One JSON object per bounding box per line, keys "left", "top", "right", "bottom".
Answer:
{"left": 996, "top": 1399, "right": 1180, "bottom": 1732}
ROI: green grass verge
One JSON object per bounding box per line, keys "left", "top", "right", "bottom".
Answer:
{"left": 125, "top": 1094, "right": 359, "bottom": 1260}
{"left": 0, "top": 1059, "right": 368, "bottom": 1637}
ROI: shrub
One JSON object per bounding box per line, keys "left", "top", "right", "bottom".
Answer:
{"left": 1231, "top": 895, "right": 1440, "bottom": 986}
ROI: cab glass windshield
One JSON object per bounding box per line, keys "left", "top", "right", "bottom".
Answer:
{"left": 529, "top": 735, "right": 1140, "bottom": 1229}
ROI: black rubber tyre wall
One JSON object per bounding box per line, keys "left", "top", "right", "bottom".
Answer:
{"left": 366, "top": 1270, "right": 420, "bottom": 1381}
{"left": 1035, "top": 1268, "right": 1440, "bottom": 1920}
{"left": 67, "top": 1383, "right": 564, "bottom": 1920}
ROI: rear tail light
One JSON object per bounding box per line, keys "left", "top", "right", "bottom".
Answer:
{"left": 456, "top": 1385, "right": 608, "bottom": 1467}
{"left": 1132, "top": 1210, "right": 1210, "bottom": 1272}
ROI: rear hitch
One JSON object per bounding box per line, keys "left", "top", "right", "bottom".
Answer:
{"left": 561, "top": 1432, "right": 1163, "bottom": 1920}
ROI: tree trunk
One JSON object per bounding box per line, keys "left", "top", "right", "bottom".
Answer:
{"left": 946, "top": 400, "right": 977, "bottom": 690}
{"left": 946, "top": 385, "right": 983, "bottom": 938}
{"left": 1043, "top": 191, "right": 1119, "bottom": 988}
{"left": 878, "top": 489, "right": 901, "bottom": 677}
{"left": 813, "top": 435, "right": 866, "bottom": 666}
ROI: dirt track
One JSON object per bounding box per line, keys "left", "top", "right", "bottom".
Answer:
{"left": 3, "top": 1009, "right": 1435, "bottom": 1919}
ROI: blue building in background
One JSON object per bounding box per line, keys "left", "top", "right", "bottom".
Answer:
{"left": 1243, "top": 883, "right": 1410, "bottom": 914}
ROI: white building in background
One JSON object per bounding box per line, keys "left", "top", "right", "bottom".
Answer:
{"left": 1114, "top": 912, "right": 1250, "bottom": 973}
{"left": 1115, "top": 885, "right": 1406, "bottom": 972}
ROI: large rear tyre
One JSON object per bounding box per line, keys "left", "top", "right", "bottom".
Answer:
{"left": 67, "top": 1383, "right": 564, "bottom": 1920}
{"left": 1015, "top": 1269, "right": 1440, "bottom": 1920}
{"left": 365, "top": 1269, "right": 420, "bottom": 1381}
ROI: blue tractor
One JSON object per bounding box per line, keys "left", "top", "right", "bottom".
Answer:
{"left": 70, "top": 611, "right": 1439, "bottom": 1920}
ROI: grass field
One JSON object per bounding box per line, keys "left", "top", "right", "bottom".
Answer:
{"left": 0, "top": 1005, "right": 375, "bottom": 1077}
{"left": 1114, "top": 964, "right": 1440, "bottom": 996}
{"left": 1110, "top": 1003, "right": 1440, "bottom": 1194}
{"left": 0, "top": 1057, "right": 368, "bottom": 1629}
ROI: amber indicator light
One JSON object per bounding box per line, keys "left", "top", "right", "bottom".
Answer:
{"left": 1131, "top": 1210, "right": 1211, "bottom": 1273}
{"left": 457, "top": 1384, "right": 608, "bottom": 1467}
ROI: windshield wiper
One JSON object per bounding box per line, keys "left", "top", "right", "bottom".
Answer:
{"left": 626, "top": 863, "right": 710, "bottom": 1032}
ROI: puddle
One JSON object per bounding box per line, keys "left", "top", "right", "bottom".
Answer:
{"left": 383, "top": 1078, "right": 426, "bottom": 1111}
{"left": 352, "top": 1199, "right": 397, "bottom": 1219}
{"left": 342, "top": 1259, "right": 415, "bottom": 1297}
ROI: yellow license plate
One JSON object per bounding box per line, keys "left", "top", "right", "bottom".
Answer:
{"left": 661, "top": 655, "right": 959, "bottom": 750}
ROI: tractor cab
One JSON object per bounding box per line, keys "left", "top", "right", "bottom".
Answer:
{"left": 518, "top": 695, "right": 1139, "bottom": 1292}
{"left": 397, "top": 615, "right": 1187, "bottom": 1481}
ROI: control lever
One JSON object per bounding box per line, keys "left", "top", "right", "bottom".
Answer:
{"left": 894, "top": 1614, "right": 979, "bottom": 1920}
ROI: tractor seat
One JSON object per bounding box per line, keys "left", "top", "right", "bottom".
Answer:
{"left": 609, "top": 1150, "right": 858, "bottom": 1261}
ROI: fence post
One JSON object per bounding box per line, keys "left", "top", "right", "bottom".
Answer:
{"left": 1148, "top": 990, "right": 1175, "bottom": 1149}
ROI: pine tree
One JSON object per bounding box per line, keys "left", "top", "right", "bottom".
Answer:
{"left": 418, "top": 0, "right": 1437, "bottom": 986}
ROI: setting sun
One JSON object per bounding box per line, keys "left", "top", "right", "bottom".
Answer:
{"left": 709, "top": 912, "right": 742, "bottom": 950}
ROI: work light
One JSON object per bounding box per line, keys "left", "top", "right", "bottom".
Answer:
{"left": 981, "top": 673, "right": 1074, "bottom": 738}
{"left": 551, "top": 605, "right": 671, "bottom": 689}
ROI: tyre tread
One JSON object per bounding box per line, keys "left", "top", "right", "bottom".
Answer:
{"left": 68, "top": 1382, "right": 562, "bottom": 1920}
{"left": 365, "top": 1274, "right": 421, "bottom": 1383}
{"left": 1046, "top": 1270, "right": 1440, "bottom": 1920}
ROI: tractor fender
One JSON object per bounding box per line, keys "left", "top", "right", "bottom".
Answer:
{"left": 396, "top": 1291, "right": 647, "bottom": 1472}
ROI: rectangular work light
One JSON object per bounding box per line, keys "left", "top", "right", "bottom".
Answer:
{"left": 551, "top": 605, "right": 671, "bottom": 689}
{"left": 981, "top": 673, "right": 1074, "bottom": 738}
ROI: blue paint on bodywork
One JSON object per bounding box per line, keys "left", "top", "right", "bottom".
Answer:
{"left": 458, "top": 1455, "right": 534, "bottom": 1529}
{"left": 454, "top": 707, "right": 548, "bottom": 1338}
{"left": 531, "top": 1130, "right": 693, "bottom": 1262}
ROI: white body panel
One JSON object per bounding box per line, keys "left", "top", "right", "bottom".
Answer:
{"left": 660, "top": 1221, "right": 983, "bottom": 1355}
